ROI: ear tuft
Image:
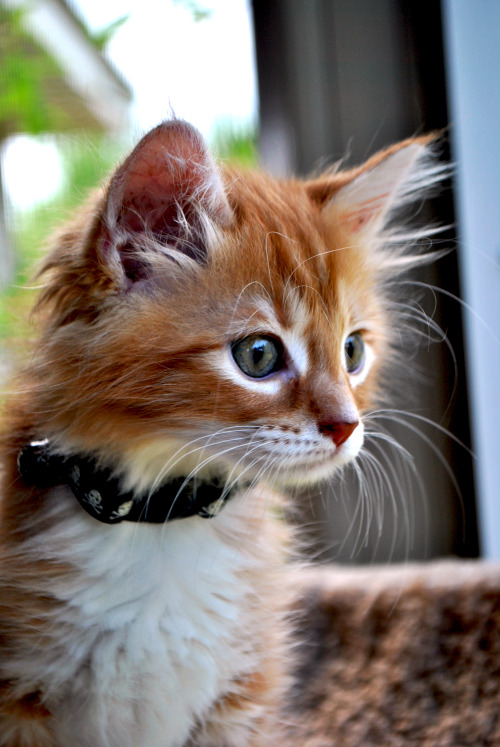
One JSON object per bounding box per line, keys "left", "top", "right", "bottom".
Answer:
{"left": 101, "top": 120, "right": 233, "bottom": 286}
{"left": 319, "top": 137, "right": 446, "bottom": 240}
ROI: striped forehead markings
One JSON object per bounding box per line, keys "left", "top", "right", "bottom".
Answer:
{"left": 281, "top": 331, "right": 309, "bottom": 377}
{"left": 281, "top": 293, "right": 311, "bottom": 376}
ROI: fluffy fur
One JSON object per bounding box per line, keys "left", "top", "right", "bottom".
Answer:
{"left": 0, "top": 121, "right": 449, "bottom": 746}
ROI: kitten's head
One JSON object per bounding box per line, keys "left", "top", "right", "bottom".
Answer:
{"left": 33, "top": 121, "right": 442, "bottom": 493}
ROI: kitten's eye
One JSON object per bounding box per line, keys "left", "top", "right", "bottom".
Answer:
{"left": 344, "top": 332, "right": 365, "bottom": 374}
{"left": 231, "top": 335, "right": 284, "bottom": 378}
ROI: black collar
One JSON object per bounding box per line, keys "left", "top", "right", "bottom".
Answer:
{"left": 17, "top": 439, "right": 238, "bottom": 525}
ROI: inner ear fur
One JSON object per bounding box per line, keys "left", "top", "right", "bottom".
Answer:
{"left": 98, "top": 120, "right": 233, "bottom": 286}
{"left": 306, "top": 135, "right": 439, "bottom": 239}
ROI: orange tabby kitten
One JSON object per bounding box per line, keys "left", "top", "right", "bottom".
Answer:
{"left": 0, "top": 121, "right": 443, "bottom": 746}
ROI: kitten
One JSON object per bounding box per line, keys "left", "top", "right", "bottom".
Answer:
{"left": 0, "top": 120, "right": 443, "bottom": 746}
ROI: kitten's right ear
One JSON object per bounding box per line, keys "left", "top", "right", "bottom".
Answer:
{"left": 98, "top": 120, "right": 233, "bottom": 287}
{"left": 308, "top": 136, "right": 444, "bottom": 242}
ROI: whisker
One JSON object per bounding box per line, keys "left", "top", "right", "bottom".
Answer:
{"left": 366, "top": 410, "right": 467, "bottom": 541}
{"left": 148, "top": 426, "right": 262, "bottom": 492}
{"left": 158, "top": 435, "right": 277, "bottom": 522}
{"left": 401, "top": 279, "right": 499, "bottom": 345}
{"left": 366, "top": 409, "right": 474, "bottom": 457}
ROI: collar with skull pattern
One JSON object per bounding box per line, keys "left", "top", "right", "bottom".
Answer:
{"left": 17, "top": 439, "right": 238, "bottom": 524}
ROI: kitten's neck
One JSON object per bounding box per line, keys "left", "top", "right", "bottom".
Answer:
{"left": 17, "top": 439, "right": 243, "bottom": 525}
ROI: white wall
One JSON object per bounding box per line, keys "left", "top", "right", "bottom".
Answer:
{"left": 442, "top": 0, "right": 500, "bottom": 558}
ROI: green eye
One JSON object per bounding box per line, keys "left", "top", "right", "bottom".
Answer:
{"left": 231, "top": 335, "right": 284, "bottom": 379}
{"left": 344, "top": 332, "right": 365, "bottom": 374}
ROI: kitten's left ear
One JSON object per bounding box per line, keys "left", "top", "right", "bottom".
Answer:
{"left": 99, "top": 120, "right": 233, "bottom": 286}
{"left": 311, "top": 137, "right": 439, "bottom": 239}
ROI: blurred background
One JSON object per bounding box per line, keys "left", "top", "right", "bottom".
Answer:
{"left": 0, "top": 0, "right": 498, "bottom": 563}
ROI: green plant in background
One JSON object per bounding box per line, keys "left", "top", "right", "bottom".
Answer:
{"left": 0, "top": 1, "right": 132, "bottom": 357}
{"left": 213, "top": 122, "right": 258, "bottom": 169}
{"left": 0, "top": 134, "right": 127, "bottom": 349}
{"left": 89, "top": 15, "right": 129, "bottom": 52}
{"left": 0, "top": 5, "right": 71, "bottom": 137}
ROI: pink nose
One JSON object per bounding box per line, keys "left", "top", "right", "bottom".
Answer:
{"left": 318, "top": 420, "right": 359, "bottom": 448}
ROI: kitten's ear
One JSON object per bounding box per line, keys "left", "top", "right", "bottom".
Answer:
{"left": 100, "top": 120, "right": 233, "bottom": 286}
{"left": 313, "top": 137, "right": 438, "bottom": 239}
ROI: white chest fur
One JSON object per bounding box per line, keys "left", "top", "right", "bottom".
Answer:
{"left": 22, "top": 488, "right": 273, "bottom": 747}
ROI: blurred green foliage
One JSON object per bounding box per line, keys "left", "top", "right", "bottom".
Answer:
{"left": 0, "top": 1, "right": 133, "bottom": 350}
{"left": 90, "top": 15, "right": 129, "bottom": 52}
{"left": 213, "top": 123, "right": 258, "bottom": 169}
{"left": 172, "top": 0, "right": 213, "bottom": 23}
{"left": 0, "top": 6, "right": 71, "bottom": 137}
{"left": 0, "top": 134, "right": 127, "bottom": 345}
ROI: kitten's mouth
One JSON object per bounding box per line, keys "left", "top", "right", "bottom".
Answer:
{"left": 248, "top": 448, "right": 362, "bottom": 490}
{"left": 257, "top": 425, "right": 365, "bottom": 489}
